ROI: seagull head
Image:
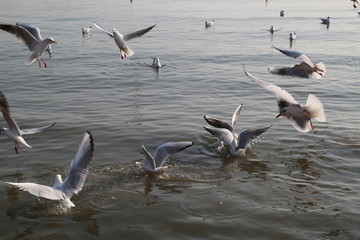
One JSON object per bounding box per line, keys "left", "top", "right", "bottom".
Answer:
{"left": 46, "top": 38, "right": 57, "bottom": 44}
{"left": 53, "top": 174, "right": 64, "bottom": 189}
{"left": 112, "top": 29, "right": 118, "bottom": 34}
{"left": 276, "top": 108, "right": 287, "bottom": 118}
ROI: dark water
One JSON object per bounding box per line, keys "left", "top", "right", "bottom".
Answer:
{"left": 0, "top": 0, "right": 359, "bottom": 239}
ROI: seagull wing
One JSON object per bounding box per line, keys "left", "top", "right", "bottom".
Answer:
{"left": 0, "top": 23, "right": 39, "bottom": 51}
{"left": 92, "top": 22, "right": 114, "bottom": 38}
{"left": 20, "top": 122, "right": 55, "bottom": 135}
{"left": 231, "top": 104, "right": 243, "bottom": 126}
{"left": 203, "top": 126, "right": 237, "bottom": 153}
{"left": 0, "top": 91, "right": 21, "bottom": 135}
{"left": 243, "top": 67, "right": 299, "bottom": 110}
{"left": 237, "top": 125, "right": 271, "bottom": 151}
{"left": 141, "top": 145, "right": 157, "bottom": 172}
{"left": 16, "top": 22, "right": 43, "bottom": 41}
{"left": 62, "top": 131, "right": 94, "bottom": 197}
{"left": 204, "top": 116, "right": 233, "bottom": 132}
{"left": 274, "top": 46, "right": 313, "bottom": 66}
{"left": 123, "top": 24, "right": 156, "bottom": 41}
{"left": 4, "top": 182, "right": 64, "bottom": 200}
{"left": 153, "top": 141, "right": 193, "bottom": 168}
{"left": 285, "top": 115, "right": 312, "bottom": 133}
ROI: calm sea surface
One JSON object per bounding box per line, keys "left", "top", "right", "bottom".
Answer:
{"left": 0, "top": 0, "right": 359, "bottom": 239}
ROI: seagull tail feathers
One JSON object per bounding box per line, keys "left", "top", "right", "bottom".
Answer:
{"left": 121, "top": 47, "right": 134, "bottom": 59}
{"left": 306, "top": 94, "right": 326, "bottom": 122}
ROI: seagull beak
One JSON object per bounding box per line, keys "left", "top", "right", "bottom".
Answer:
{"left": 276, "top": 113, "right": 282, "bottom": 118}
{"left": 51, "top": 40, "right": 58, "bottom": 44}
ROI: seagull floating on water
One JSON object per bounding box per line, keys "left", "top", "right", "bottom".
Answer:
{"left": 244, "top": 67, "right": 326, "bottom": 133}
{"left": 204, "top": 104, "right": 271, "bottom": 156}
{"left": 289, "top": 32, "right": 296, "bottom": 41}
{"left": 140, "top": 141, "right": 193, "bottom": 172}
{"left": 16, "top": 22, "right": 53, "bottom": 58}
{"left": 152, "top": 57, "right": 161, "bottom": 68}
{"left": 205, "top": 19, "right": 215, "bottom": 28}
{"left": 0, "top": 91, "right": 55, "bottom": 154}
{"left": 2, "top": 131, "right": 94, "bottom": 208}
{"left": 280, "top": 10, "right": 285, "bottom": 17}
{"left": 320, "top": 17, "right": 330, "bottom": 24}
{"left": 93, "top": 22, "right": 156, "bottom": 59}
{"left": 82, "top": 26, "right": 92, "bottom": 37}
{"left": 0, "top": 22, "right": 57, "bottom": 67}
{"left": 268, "top": 46, "right": 326, "bottom": 79}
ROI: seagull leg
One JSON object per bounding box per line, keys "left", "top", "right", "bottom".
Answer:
{"left": 37, "top": 58, "right": 42, "bottom": 68}
{"left": 309, "top": 119, "right": 315, "bottom": 130}
{"left": 14, "top": 143, "right": 19, "bottom": 155}
{"left": 41, "top": 56, "right": 48, "bottom": 68}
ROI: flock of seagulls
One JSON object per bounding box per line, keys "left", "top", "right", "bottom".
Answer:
{"left": 2, "top": 1, "right": 355, "bottom": 207}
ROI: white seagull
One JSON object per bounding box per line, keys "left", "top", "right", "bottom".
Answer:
{"left": 268, "top": 46, "right": 326, "bottom": 79}
{"left": 16, "top": 22, "right": 53, "bottom": 58}
{"left": 93, "top": 22, "right": 156, "bottom": 59}
{"left": 244, "top": 67, "right": 326, "bottom": 132}
{"left": 82, "top": 26, "right": 92, "bottom": 36}
{"left": 0, "top": 91, "right": 55, "bottom": 154}
{"left": 140, "top": 142, "right": 194, "bottom": 172}
{"left": 203, "top": 125, "right": 271, "bottom": 156}
{"left": 205, "top": 19, "right": 215, "bottom": 28}
{"left": 152, "top": 57, "right": 161, "bottom": 68}
{"left": 0, "top": 22, "right": 57, "bottom": 67}
{"left": 289, "top": 32, "right": 296, "bottom": 41}
{"left": 203, "top": 104, "right": 243, "bottom": 133}
{"left": 3, "top": 131, "right": 94, "bottom": 208}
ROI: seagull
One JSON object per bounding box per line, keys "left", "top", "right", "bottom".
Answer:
{"left": 280, "top": 10, "right": 285, "bottom": 17}
{"left": 0, "top": 22, "right": 57, "bottom": 67}
{"left": 351, "top": 0, "right": 359, "bottom": 8}
{"left": 140, "top": 141, "right": 194, "bottom": 172}
{"left": 320, "top": 17, "right": 330, "bottom": 24}
{"left": 0, "top": 91, "right": 55, "bottom": 154}
{"left": 289, "top": 32, "right": 296, "bottom": 41}
{"left": 92, "top": 22, "right": 156, "bottom": 59}
{"left": 203, "top": 125, "right": 271, "bottom": 156}
{"left": 16, "top": 22, "right": 53, "bottom": 58}
{"left": 268, "top": 25, "right": 280, "bottom": 34}
{"left": 268, "top": 46, "right": 326, "bottom": 79}
{"left": 203, "top": 104, "right": 243, "bottom": 133}
{"left": 205, "top": 19, "right": 215, "bottom": 28}
{"left": 243, "top": 67, "right": 326, "bottom": 132}
{"left": 152, "top": 57, "right": 161, "bottom": 68}
{"left": 82, "top": 26, "right": 92, "bottom": 37}
{"left": 3, "top": 131, "right": 94, "bottom": 208}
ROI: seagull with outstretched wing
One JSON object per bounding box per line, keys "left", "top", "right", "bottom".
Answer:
{"left": 140, "top": 141, "right": 193, "bottom": 172}
{"left": 93, "top": 22, "right": 156, "bottom": 59}
{"left": 0, "top": 91, "right": 55, "bottom": 154}
{"left": 0, "top": 22, "right": 57, "bottom": 67}
{"left": 3, "top": 131, "right": 94, "bottom": 208}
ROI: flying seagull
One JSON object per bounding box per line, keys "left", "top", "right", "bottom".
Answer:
{"left": 16, "top": 22, "right": 53, "bottom": 58}
{"left": 140, "top": 141, "right": 193, "bottom": 172}
{"left": 0, "top": 91, "right": 55, "bottom": 154}
{"left": 0, "top": 22, "right": 57, "bottom": 67}
{"left": 93, "top": 22, "right": 156, "bottom": 59}
{"left": 268, "top": 46, "right": 326, "bottom": 79}
{"left": 244, "top": 67, "right": 326, "bottom": 132}
{"left": 3, "top": 131, "right": 94, "bottom": 208}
